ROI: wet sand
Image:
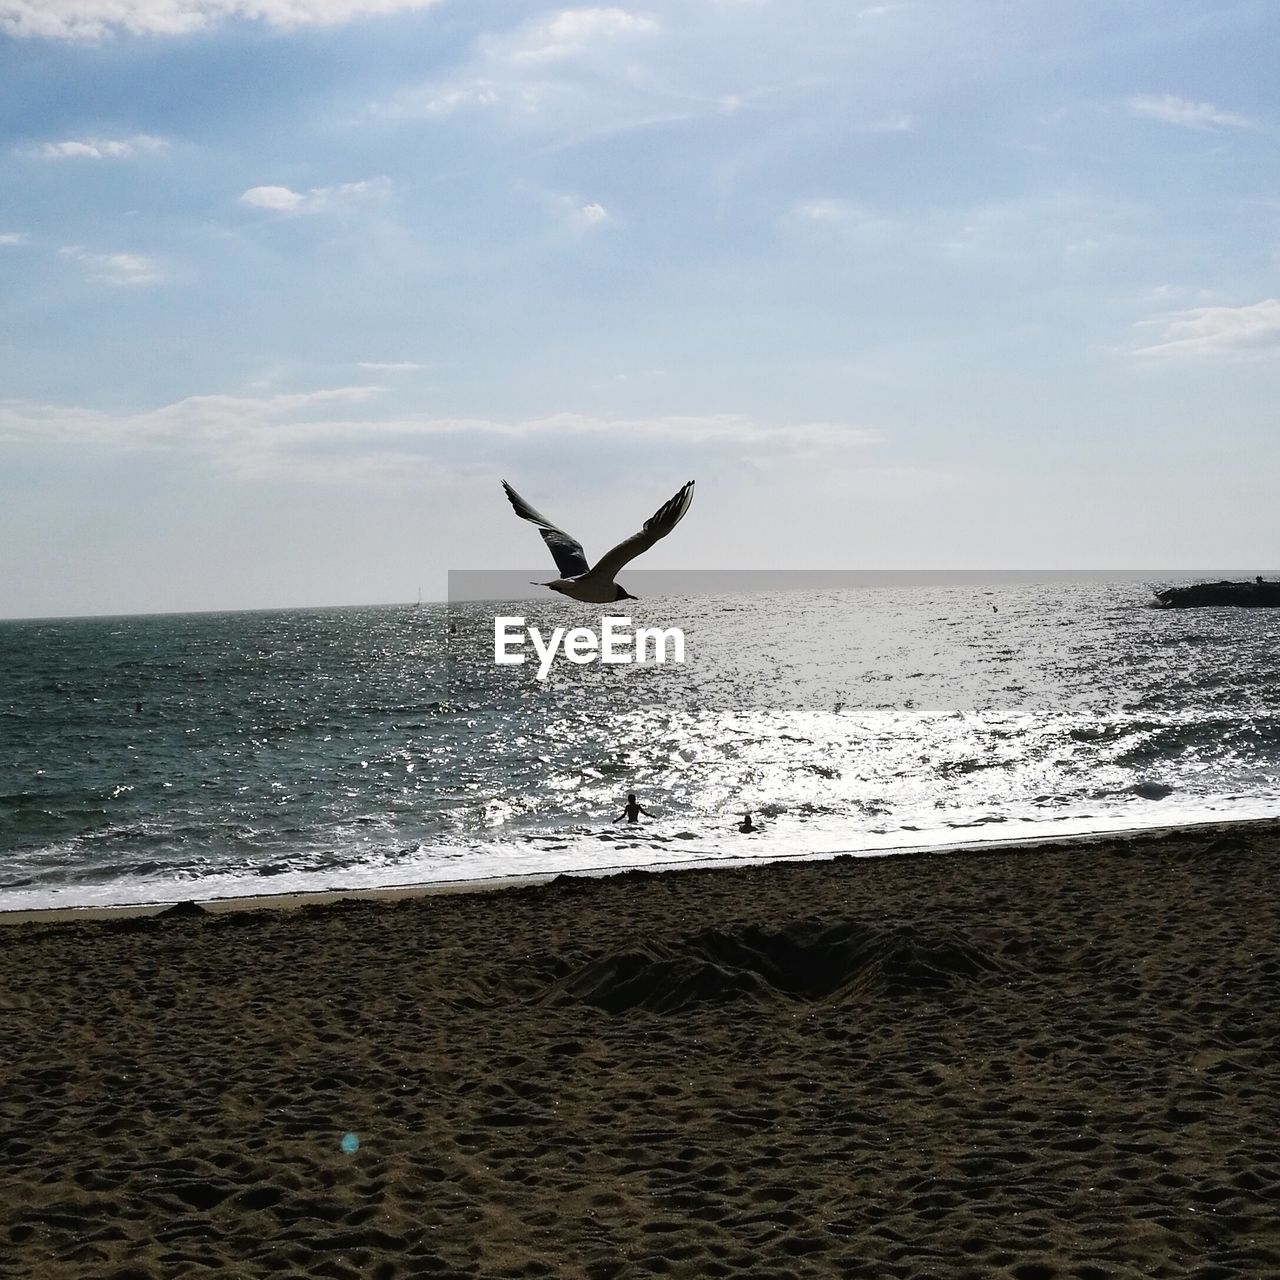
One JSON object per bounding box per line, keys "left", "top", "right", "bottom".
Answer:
{"left": 2, "top": 821, "right": 1280, "bottom": 1279}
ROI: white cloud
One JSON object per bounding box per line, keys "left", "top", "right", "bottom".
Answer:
{"left": 58, "top": 245, "right": 160, "bottom": 285}
{"left": 382, "top": 77, "right": 555, "bottom": 120}
{"left": 0, "top": 0, "right": 442, "bottom": 40}
{"left": 1134, "top": 299, "right": 1280, "bottom": 358}
{"left": 239, "top": 177, "right": 391, "bottom": 215}
{"left": 510, "top": 7, "right": 658, "bottom": 64}
{"left": 375, "top": 7, "right": 669, "bottom": 134}
{"left": 541, "top": 191, "right": 616, "bottom": 228}
{"left": 240, "top": 185, "right": 305, "bottom": 212}
{"left": 0, "top": 231, "right": 29, "bottom": 245}
{"left": 0, "top": 386, "right": 376, "bottom": 446}
{"left": 0, "top": 391, "right": 880, "bottom": 483}
{"left": 522, "top": 413, "right": 880, "bottom": 452}
{"left": 22, "top": 134, "right": 168, "bottom": 160}
{"left": 1125, "top": 94, "right": 1256, "bottom": 131}
{"left": 410, "top": 81, "right": 504, "bottom": 116}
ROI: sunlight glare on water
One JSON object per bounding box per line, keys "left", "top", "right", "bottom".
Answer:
{"left": 1, "top": 578, "right": 1278, "bottom": 909}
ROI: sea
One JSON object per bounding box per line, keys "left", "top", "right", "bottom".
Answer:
{"left": 2, "top": 574, "right": 1278, "bottom": 912}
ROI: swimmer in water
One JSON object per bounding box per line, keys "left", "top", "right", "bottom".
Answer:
{"left": 739, "top": 811, "right": 756, "bottom": 833}
{"left": 614, "top": 792, "right": 652, "bottom": 824}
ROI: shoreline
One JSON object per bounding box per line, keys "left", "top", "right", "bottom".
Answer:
{"left": 3, "top": 811, "right": 1277, "bottom": 929}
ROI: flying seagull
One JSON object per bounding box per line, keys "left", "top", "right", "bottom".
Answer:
{"left": 502, "top": 478, "right": 695, "bottom": 603}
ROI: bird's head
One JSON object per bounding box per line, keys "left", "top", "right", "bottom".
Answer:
{"left": 613, "top": 585, "right": 637, "bottom": 601}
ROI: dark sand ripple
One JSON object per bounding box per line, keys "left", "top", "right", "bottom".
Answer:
{"left": 545, "top": 919, "right": 1013, "bottom": 1013}
{"left": 3, "top": 822, "right": 1280, "bottom": 1278}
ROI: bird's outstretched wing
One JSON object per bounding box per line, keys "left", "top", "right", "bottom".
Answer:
{"left": 501, "top": 481, "right": 591, "bottom": 578}
{"left": 594, "top": 480, "right": 695, "bottom": 581}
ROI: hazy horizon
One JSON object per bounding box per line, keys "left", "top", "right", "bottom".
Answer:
{"left": 5, "top": 568, "right": 1280, "bottom": 622}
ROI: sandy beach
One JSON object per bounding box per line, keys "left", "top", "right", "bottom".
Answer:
{"left": 3, "top": 822, "right": 1280, "bottom": 1279}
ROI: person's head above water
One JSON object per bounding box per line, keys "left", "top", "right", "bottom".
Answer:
{"left": 627, "top": 792, "right": 636, "bottom": 803}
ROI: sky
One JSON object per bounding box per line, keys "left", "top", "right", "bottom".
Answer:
{"left": 1, "top": 0, "right": 1277, "bottom": 617}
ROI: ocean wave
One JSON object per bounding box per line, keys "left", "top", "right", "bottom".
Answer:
{"left": 3, "top": 586, "right": 1279, "bottom": 909}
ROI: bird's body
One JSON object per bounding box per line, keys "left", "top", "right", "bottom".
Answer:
{"left": 542, "top": 576, "right": 628, "bottom": 604}
{"left": 501, "top": 479, "right": 695, "bottom": 601}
